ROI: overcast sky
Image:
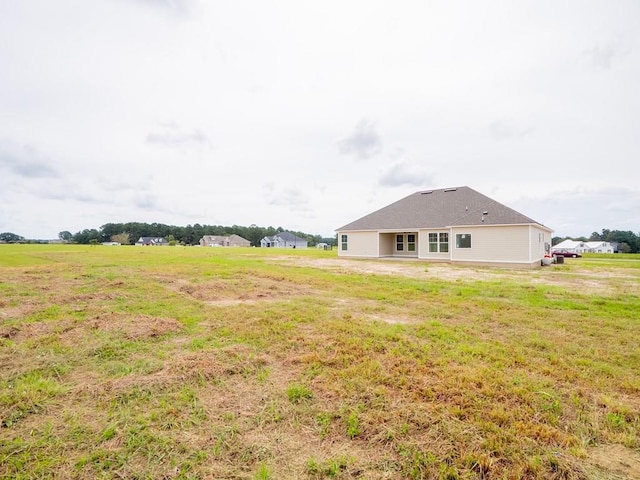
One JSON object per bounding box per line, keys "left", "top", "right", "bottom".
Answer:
{"left": 1, "top": 0, "right": 639, "bottom": 240}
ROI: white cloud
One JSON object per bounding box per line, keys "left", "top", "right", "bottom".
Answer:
{"left": 0, "top": 141, "right": 59, "bottom": 179}
{"left": 379, "top": 162, "right": 434, "bottom": 188}
{"left": 145, "top": 123, "right": 212, "bottom": 150}
{"left": 263, "top": 183, "right": 310, "bottom": 209}
{"left": 489, "top": 120, "right": 535, "bottom": 141}
{"left": 511, "top": 187, "right": 640, "bottom": 238}
{"left": 338, "top": 119, "right": 382, "bottom": 160}
{"left": 129, "top": 0, "right": 198, "bottom": 18}
{"left": 582, "top": 44, "right": 618, "bottom": 69}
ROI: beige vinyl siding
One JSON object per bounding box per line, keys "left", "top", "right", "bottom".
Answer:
{"left": 338, "top": 224, "right": 553, "bottom": 267}
{"left": 337, "top": 231, "right": 379, "bottom": 257}
{"left": 450, "top": 225, "right": 531, "bottom": 264}
{"left": 529, "top": 225, "right": 552, "bottom": 262}
{"left": 378, "top": 233, "right": 394, "bottom": 256}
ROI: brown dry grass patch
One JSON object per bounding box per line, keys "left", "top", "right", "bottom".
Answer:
{"left": 161, "top": 273, "right": 313, "bottom": 306}
{"left": 88, "top": 313, "right": 183, "bottom": 340}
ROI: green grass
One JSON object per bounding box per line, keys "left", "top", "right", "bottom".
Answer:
{"left": 1, "top": 244, "right": 639, "bottom": 478}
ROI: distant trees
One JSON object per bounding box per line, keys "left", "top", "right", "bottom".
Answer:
{"left": 0, "top": 232, "right": 24, "bottom": 243}
{"left": 69, "top": 223, "right": 329, "bottom": 247}
{"left": 72, "top": 229, "right": 101, "bottom": 245}
{"left": 58, "top": 231, "right": 73, "bottom": 242}
{"left": 588, "top": 229, "right": 640, "bottom": 253}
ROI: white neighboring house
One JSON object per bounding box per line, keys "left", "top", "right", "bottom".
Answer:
{"left": 260, "top": 232, "right": 308, "bottom": 249}
{"left": 585, "top": 241, "right": 615, "bottom": 253}
{"left": 550, "top": 239, "right": 583, "bottom": 254}
{"left": 336, "top": 186, "right": 553, "bottom": 268}
{"left": 552, "top": 239, "right": 615, "bottom": 254}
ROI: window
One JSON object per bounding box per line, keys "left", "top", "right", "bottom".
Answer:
{"left": 439, "top": 233, "right": 449, "bottom": 252}
{"left": 429, "top": 232, "right": 448, "bottom": 252}
{"left": 456, "top": 234, "right": 471, "bottom": 248}
{"left": 341, "top": 234, "right": 348, "bottom": 251}
{"left": 428, "top": 233, "right": 438, "bottom": 252}
{"left": 407, "top": 234, "right": 416, "bottom": 252}
{"left": 396, "top": 234, "right": 404, "bottom": 251}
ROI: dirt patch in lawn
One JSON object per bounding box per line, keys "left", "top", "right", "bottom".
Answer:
{"left": 89, "top": 313, "right": 183, "bottom": 339}
{"left": 0, "top": 313, "right": 181, "bottom": 350}
{"left": 89, "top": 344, "right": 272, "bottom": 397}
{"left": 0, "top": 301, "right": 41, "bottom": 322}
{"left": 586, "top": 444, "right": 640, "bottom": 479}
{"left": 367, "top": 313, "right": 415, "bottom": 325}
{"left": 0, "top": 318, "right": 78, "bottom": 342}
{"left": 276, "top": 257, "right": 635, "bottom": 296}
{"left": 164, "top": 275, "right": 313, "bottom": 306}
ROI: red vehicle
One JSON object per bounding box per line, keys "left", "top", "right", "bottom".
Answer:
{"left": 552, "top": 249, "right": 582, "bottom": 258}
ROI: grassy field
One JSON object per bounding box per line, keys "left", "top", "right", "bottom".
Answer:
{"left": 1, "top": 245, "right": 639, "bottom": 479}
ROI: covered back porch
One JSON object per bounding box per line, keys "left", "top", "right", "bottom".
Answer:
{"left": 379, "top": 232, "right": 419, "bottom": 258}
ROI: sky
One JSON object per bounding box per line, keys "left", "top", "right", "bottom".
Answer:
{"left": 1, "top": 0, "right": 639, "bottom": 240}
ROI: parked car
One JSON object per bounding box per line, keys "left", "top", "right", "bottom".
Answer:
{"left": 552, "top": 249, "right": 582, "bottom": 258}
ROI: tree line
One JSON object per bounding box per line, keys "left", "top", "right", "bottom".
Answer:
{"left": 58, "top": 223, "right": 335, "bottom": 247}
{"left": 3, "top": 227, "right": 640, "bottom": 253}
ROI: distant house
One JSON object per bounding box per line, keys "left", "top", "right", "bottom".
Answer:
{"left": 199, "top": 234, "right": 251, "bottom": 247}
{"left": 336, "top": 186, "right": 553, "bottom": 268}
{"left": 260, "top": 232, "right": 308, "bottom": 249}
{"left": 135, "top": 237, "right": 169, "bottom": 246}
{"left": 583, "top": 241, "right": 615, "bottom": 253}
{"left": 550, "top": 240, "right": 582, "bottom": 254}
{"left": 552, "top": 239, "right": 615, "bottom": 254}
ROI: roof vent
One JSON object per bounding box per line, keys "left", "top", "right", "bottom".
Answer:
{"left": 444, "top": 188, "right": 457, "bottom": 192}
{"left": 421, "top": 190, "right": 433, "bottom": 195}
{"left": 483, "top": 211, "right": 488, "bottom": 215}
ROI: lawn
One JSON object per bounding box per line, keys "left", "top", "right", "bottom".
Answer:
{"left": 1, "top": 245, "right": 639, "bottom": 479}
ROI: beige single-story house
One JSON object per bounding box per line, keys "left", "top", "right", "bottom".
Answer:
{"left": 199, "top": 234, "right": 251, "bottom": 247}
{"left": 336, "top": 186, "right": 553, "bottom": 268}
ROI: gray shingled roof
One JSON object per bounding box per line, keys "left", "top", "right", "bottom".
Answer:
{"left": 276, "top": 232, "right": 307, "bottom": 243}
{"left": 337, "top": 186, "right": 546, "bottom": 231}
{"left": 264, "top": 232, "right": 307, "bottom": 243}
